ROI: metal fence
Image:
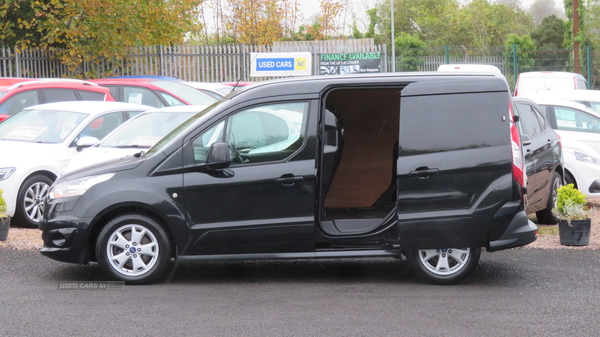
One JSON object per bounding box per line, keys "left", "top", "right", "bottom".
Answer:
{"left": 0, "top": 40, "right": 386, "bottom": 82}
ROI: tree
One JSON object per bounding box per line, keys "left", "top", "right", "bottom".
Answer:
{"left": 221, "top": 0, "right": 304, "bottom": 44}
{"left": 373, "top": 0, "right": 533, "bottom": 53}
{"left": 530, "top": 15, "right": 568, "bottom": 70}
{"left": 564, "top": 0, "right": 588, "bottom": 72}
{"left": 395, "top": 32, "right": 426, "bottom": 71}
{"left": 0, "top": 0, "right": 60, "bottom": 47}
{"left": 460, "top": 0, "right": 533, "bottom": 55}
{"left": 503, "top": 34, "right": 536, "bottom": 74}
{"left": 0, "top": 0, "right": 203, "bottom": 77}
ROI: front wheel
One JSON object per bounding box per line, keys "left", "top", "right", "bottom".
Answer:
{"left": 410, "top": 247, "right": 481, "bottom": 285}
{"left": 13, "top": 174, "right": 54, "bottom": 228}
{"left": 96, "top": 214, "right": 172, "bottom": 284}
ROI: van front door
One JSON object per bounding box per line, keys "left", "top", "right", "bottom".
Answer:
{"left": 182, "top": 102, "right": 316, "bottom": 256}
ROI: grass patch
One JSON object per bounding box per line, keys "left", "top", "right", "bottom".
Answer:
{"left": 537, "top": 224, "right": 559, "bottom": 236}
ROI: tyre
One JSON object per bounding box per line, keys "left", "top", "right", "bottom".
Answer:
{"left": 96, "top": 213, "right": 172, "bottom": 284}
{"left": 410, "top": 247, "right": 481, "bottom": 285}
{"left": 13, "top": 174, "right": 54, "bottom": 228}
{"left": 536, "top": 172, "right": 562, "bottom": 224}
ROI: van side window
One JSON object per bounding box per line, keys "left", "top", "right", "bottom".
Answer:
{"left": 191, "top": 102, "right": 309, "bottom": 165}
{"left": 227, "top": 102, "right": 308, "bottom": 165}
{"left": 192, "top": 121, "right": 225, "bottom": 164}
{"left": 553, "top": 106, "right": 600, "bottom": 133}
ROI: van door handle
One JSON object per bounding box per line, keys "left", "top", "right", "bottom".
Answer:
{"left": 275, "top": 175, "right": 304, "bottom": 186}
{"left": 409, "top": 167, "right": 439, "bottom": 179}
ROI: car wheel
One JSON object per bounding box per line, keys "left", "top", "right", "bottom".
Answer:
{"left": 96, "top": 214, "right": 172, "bottom": 284}
{"left": 13, "top": 174, "right": 54, "bottom": 228}
{"left": 410, "top": 247, "right": 481, "bottom": 285}
{"left": 536, "top": 172, "right": 562, "bottom": 224}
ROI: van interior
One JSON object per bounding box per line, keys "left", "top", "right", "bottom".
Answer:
{"left": 320, "top": 88, "right": 401, "bottom": 236}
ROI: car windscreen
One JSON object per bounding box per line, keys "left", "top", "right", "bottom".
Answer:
{"left": 150, "top": 80, "right": 219, "bottom": 106}
{"left": 0, "top": 109, "right": 86, "bottom": 143}
{"left": 100, "top": 110, "right": 199, "bottom": 148}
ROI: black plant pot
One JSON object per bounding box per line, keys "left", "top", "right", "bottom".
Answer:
{"left": 559, "top": 219, "right": 591, "bottom": 246}
{"left": 0, "top": 217, "right": 9, "bottom": 241}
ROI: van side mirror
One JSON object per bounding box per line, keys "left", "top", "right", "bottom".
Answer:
{"left": 202, "top": 142, "right": 231, "bottom": 171}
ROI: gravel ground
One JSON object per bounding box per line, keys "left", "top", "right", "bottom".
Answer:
{"left": 2, "top": 200, "right": 600, "bottom": 251}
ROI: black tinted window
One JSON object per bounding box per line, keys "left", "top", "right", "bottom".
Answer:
{"left": 78, "top": 90, "right": 105, "bottom": 101}
{"left": 399, "top": 92, "right": 508, "bottom": 155}
{"left": 516, "top": 103, "right": 543, "bottom": 136}
{"left": 43, "top": 89, "right": 78, "bottom": 103}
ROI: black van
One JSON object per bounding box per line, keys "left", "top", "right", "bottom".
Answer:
{"left": 40, "top": 73, "right": 537, "bottom": 285}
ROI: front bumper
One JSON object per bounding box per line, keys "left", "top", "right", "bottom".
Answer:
{"left": 487, "top": 211, "right": 537, "bottom": 252}
{"left": 39, "top": 210, "right": 93, "bottom": 264}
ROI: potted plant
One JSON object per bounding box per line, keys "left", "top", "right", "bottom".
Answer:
{"left": 552, "top": 184, "right": 592, "bottom": 246}
{"left": 0, "top": 188, "right": 9, "bottom": 241}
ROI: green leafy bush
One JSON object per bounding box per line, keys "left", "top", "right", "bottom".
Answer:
{"left": 553, "top": 184, "right": 589, "bottom": 220}
{"left": 0, "top": 188, "right": 7, "bottom": 218}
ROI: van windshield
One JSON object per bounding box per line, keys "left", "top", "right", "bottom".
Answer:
{"left": 143, "top": 100, "right": 224, "bottom": 157}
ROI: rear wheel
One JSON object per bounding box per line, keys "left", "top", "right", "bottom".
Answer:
{"left": 536, "top": 172, "right": 561, "bottom": 224}
{"left": 96, "top": 214, "right": 172, "bottom": 284}
{"left": 410, "top": 247, "right": 481, "bottom": 285}
{"left": 13, "top": 174, "right": 54, "bottom": 228}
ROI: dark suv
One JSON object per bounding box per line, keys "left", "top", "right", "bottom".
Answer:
{"left": 40, "top": 73, "right": 537, "bottom": 285}
{"left": 513, "top": 97, "right": 563, "bottom": 223}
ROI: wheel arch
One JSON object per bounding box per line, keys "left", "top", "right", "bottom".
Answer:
{"left": 564, "top": 168, "right": 577, "bottom": 189}
{"left": 87, "top": 204, "right": 179, "bottom": 262}
{"left": 20, "top": 170, "right": 58, "bottom": 189}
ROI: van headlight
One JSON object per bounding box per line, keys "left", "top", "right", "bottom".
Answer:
{"left": 574, "top": 150, "right": 600, "bottom": 164}
{"left": 49, "top": 173, "right": 115, "bottom": 199}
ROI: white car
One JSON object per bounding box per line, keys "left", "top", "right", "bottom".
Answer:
{"left": 0, "top": 101, "right": 152, "bottom": 227}
{"left": 521, "top": 95, "right": 600, "bottom": 155}
{"left": 534, "top": 89, "right": 600, "bottom": 113}
{"left": 561, "top": 137, "right": 600, "bottom": 197}
{"left": 62, "top": 105, "right": 210, "bottom": 174}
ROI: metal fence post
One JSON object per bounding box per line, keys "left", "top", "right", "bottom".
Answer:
{"left": 587, "top": 46, "right": 592, "bottom": 89}
{"left": 14, "top": 46, "right": 20, "bottom": 77}
{"left": 513, "top": 44, "right": 518, "bottom": 89}
{"left": 445, "top": 46, "right": 449, "bottom": 64}
{"left": 159, "top": 44, "right": 164, "bottom": 77}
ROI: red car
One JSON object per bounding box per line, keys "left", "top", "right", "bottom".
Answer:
{"left": 90, "top": 78, "right": 218, "bottom": 108}
{"left": 0, "top": 78, "right": 115, "bottom": 122}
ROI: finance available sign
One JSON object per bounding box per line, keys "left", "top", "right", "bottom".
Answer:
{"left": 319, "top": 52, "right": 382, "bottom": 75}
{"left": 250, "top": 52, "right": 312, "bottom": 77}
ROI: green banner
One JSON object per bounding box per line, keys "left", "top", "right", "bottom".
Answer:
{"left": 319, "top": 52, "right": 381, "bottom": 75}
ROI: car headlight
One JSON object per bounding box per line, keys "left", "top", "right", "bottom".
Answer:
{"left": 49, "top": 173, "right": 115, "bottom": 200}
{"left": 0, "top": 167, "right": 16, "bottom": 181}
{"left": 574, "top": 150, "right": 600, "bottom": 164}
